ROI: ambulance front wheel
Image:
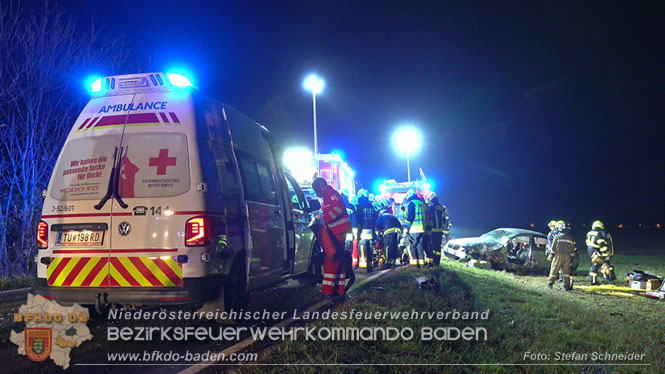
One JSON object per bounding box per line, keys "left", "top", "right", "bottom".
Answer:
{"left": 223, "top": 257, "right": 249, "bottom": 312}
{"left": 298, "top": 241, "right": 324, "bottom": 287}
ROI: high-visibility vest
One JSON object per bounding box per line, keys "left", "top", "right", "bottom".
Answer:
{"left": 408, "top": 200, "right": 426, "bottom": 233}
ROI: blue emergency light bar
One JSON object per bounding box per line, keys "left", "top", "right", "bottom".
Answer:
{"left": 86, "top": 71, "right": 194, "bottom": 95}
{"left": 166, "top": 73, "right": 193, "bottom": 87}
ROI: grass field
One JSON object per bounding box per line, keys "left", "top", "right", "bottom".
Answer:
{"left": 241, "top": 231, "right": 665, "bottom": 374}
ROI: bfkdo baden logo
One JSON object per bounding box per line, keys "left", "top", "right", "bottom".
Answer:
{"left": 25, "top": 328, "right": 52, "bottom": 361}
{"left": 10, "top": 294, "right": 92, "bottom": 369}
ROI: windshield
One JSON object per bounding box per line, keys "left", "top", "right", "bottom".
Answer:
{"left": 481, "top": 229, "right": 514, "bottom": 243}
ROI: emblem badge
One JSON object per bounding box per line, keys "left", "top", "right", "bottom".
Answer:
{"left": 25, "top": 328, "right": 52, "bottom": 362}
{"left": 118, "top": 221, "right": 131, "bottom": 236}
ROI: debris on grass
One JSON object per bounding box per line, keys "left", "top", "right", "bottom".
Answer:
{"left": 416, "top": 276, "right": 440, "bottom": 291}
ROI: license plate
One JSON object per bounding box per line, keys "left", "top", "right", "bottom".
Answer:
{"left": 56, "top": 231, "right": 104, "bottom": 246}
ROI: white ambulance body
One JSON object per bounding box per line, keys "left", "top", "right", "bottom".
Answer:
{"left": 34, "top": 72, "right": 321, "bottom": 308}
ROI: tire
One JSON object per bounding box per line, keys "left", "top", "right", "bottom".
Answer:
{"left": 223, "top": 257, "right": 249, "bottom": 312}
{"left": 298, "top": 241, "right": 324, "bottom": 287}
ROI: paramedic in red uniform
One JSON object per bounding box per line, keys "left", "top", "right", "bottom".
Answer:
{"left": 312, "top": 177, "right": 353, "bottom": 296}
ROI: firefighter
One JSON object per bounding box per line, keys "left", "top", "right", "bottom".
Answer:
{"left": 586, "top": 220, "right": 615, "bottom": 285}
{"left": 545, "top": 220, "right": 557, "bottom": 257}
{"left": 312, "top": 178, "right": 352, "bottom": 296}
{"left": 355, "top": 189, "right": 378, "bottom": 272}
{"left": 402, "top": 189, "right": 428, "bottom": 267}
{"left": 427, "top": 193, "right": 446, "bottom": 267}
{"left": 547, "top": 221, "right": 576, "bottom": 290}
{"left": 441, "top": 205, "right": 452, "bottom": 247}
{"left": 349, "top": 195, "right": 360, "bottom": 269}
{"left": 340, "top": 193, "right": 356, "bottom": 291}
{"left": 376, "top": 200, "right": 402, "bottom": 269}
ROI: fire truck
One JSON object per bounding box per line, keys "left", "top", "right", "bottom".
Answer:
{"left": 284, "top": 150, "right": 356, "bottom": 199}
{"left": 378, "top": 178, "right": 431, "bottom": 220}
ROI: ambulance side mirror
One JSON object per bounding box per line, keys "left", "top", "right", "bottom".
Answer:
{"left": 305, "top": 199, "right": 321, "bottom": 213}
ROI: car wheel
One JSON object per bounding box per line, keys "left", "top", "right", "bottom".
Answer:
{"left": 298, "top": 241, "right": 324, "bottom": 287}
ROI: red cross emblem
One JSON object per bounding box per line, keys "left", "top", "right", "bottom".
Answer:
{"left": 149, "top": 149, "right": 177, "bottom": 175}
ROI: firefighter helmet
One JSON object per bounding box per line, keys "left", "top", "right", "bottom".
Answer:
{"left": 556, "top": 220, "right": 566, "bottom": 232}
{"left": 357, "top": 189, "right": 369, "bottom": 198}
{"left": 378, "top": 198, "right": 389, "bottom": 209}
{"left": 427, "top": 192, "right": 437, "bottom": 203}
{"left": 548, "top": 220, "right": 557, "bottom": 230}
{"left": 406, "top": 189, "right": 416, "bottom": 200}
{"left": 592, "top": 220, "right": 604, "bottom": 230}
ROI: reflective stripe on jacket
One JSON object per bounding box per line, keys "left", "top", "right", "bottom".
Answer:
{"left": 321, "top": 186, "right": 351, "bottom": 236}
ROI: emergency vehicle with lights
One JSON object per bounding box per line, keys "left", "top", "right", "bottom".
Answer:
{"left": 34, "top": 72, "right": 322, "bottom": 310}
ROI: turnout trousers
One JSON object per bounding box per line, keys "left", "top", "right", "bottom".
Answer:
{"left": 548, "top": 253, "right": 572, "bottom": 290}
{"left": 429, "top": 232, "right": 444, "bottom": 267}
{"left": 382, "top": 232, "right": 399, "bottom": 265}
{"left": 408, "top": 233, "right": 426, "bottom": 267}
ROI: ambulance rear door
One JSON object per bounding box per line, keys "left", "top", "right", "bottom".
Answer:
{"left": 106, "top": 85, "right": 198, "bottom": 288}
{"left": 41, "top": 91, "right": 135, "bottom": 288}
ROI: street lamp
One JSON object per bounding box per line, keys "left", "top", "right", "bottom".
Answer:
{"left": 303, "top": 74, "right": 324, "bottom": 156}
{"left": 391, "top": 126, "right": 422, "bottom": 182}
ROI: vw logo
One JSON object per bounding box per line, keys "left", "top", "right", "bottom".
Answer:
{"left": 118, "top": 222, "right": 132, "bottom": 236}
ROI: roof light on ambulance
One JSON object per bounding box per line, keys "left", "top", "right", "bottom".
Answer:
{"left": 84, "top": 75, "right": 103, "bottom": 95}
{"left": 91, "top": 78, "right": 102, "bottom": 93}
{"left": 166, "top": 73, "right": 193, "bottom": 87}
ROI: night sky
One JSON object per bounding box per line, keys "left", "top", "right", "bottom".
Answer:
{"left": 62, "top": 1, "right": 665, "bottom": 229}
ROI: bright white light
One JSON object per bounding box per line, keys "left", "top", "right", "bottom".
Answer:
{"left": 166, "top": 73, "right": 193, "bottom": 87}
{"left": 303, "top": 74, "right": 324, "bottom": 94}
{"left": 91, "top": 78, "right": 102, "bottom": 93}
{"left": 391, "top": 126, "right": 422, "bottom": 156}
{"left": 283, "top": 147, "right": 316, "bottom": 183}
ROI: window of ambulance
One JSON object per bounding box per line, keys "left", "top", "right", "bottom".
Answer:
{"left": 117, "top": 133, "right": 190, "bottom": 198}
{"left": 51, "top": 136, "right": 120, "bottom": 200}
{"left": 237, "top": 155, "right": 277, "bottom": 205}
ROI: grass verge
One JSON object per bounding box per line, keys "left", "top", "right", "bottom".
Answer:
{"left": 240, "top": 252, "right": 665, "bottom": 374}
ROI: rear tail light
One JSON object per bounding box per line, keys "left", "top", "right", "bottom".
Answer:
{"left": 185, "top": 216, "right": 210, "bottom": 247}
{"left": 37, "top": 221, "right": 48, "bottom": 249}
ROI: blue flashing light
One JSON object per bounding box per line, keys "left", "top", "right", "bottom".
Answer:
{"left": 331, "top": 149, "right": 346, "bottom": 160}
{"left": 84, "top": 75, "right": 103, "bottom": 95}
{"left": 166, "top": 73, "right": 193, "bottom": 87}
{"left": 373, "top": 179, "right": 388, "bottom": 196}
{"left": 332, "top": 153, "right": 342, "bottom": 163}
{"left": 379, "top": 183, "right": 388, "bottom": 195}
{"left": 91, "top": 78, "right": 102, "bottom": 93}
{"left": 423, "top": 179, "right": 435, "bottom": 193}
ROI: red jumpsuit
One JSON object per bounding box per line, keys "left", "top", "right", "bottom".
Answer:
{"left": 318, "top": 185, "right": 351, "bottom": 295}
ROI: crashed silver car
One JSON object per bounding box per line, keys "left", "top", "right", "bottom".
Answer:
{"left": 443, "top": 228, "right": 550, "bottom": 272}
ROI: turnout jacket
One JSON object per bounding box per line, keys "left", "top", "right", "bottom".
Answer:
{"left": 551, "top": 232, "right": 576, "bottom": 256}
{"left": 586, "top": 229, "right": 613, "bottom": 258}
{"left": 376, "top": 211, "right": 402, "bottom": 236}
{"left": 355, "top": 196, "right": 378, "bottom": 238}
{"left": 320, "top": 185, "right": 351, "bottom": 237}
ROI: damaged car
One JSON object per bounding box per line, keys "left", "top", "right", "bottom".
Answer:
{"left": 443, "top": 228, "right": 550, "bottom": 273}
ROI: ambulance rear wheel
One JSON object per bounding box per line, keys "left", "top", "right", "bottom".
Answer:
{"left": 223, "top": 258, "right": 249, "bottom": 312}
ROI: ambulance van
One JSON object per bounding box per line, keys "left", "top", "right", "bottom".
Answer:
{"left": 34, "top": 72, "right": 322, "bottom": 310}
